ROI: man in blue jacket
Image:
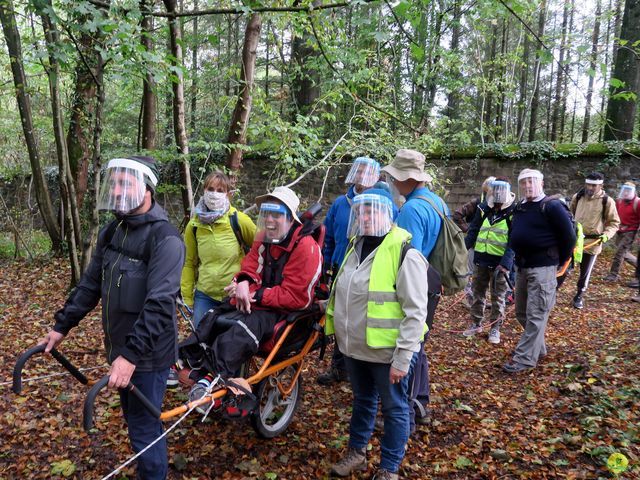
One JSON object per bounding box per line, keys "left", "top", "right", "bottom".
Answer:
{"left": 382, "top": 148, "right": 448, "bottom": 429}
{"left": 318, "top": 157, "right": 381, "bottom": 385}
{"left": 40, "top": 156, "right": 184, "bottom": 479}
{"left": 504, "top": 168, "right": 576, "bottom": 373}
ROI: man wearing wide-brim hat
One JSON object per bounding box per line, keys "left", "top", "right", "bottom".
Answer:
{"left": 381, "top": 148, "right": 449, "bottom": 432}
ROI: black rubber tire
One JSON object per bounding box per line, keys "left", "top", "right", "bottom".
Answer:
{"left": 250, "top": 366, "right": 303, "bottom": 438}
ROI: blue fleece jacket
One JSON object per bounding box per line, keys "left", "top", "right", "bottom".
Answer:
{"left": 396, "top": 186, "right": 450, "bottom": 258}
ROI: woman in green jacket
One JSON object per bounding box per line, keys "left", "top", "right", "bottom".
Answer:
{"left": 181, "top": 171, "right": 256, "bottom": 326}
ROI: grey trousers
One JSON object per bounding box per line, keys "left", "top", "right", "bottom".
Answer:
{"left": 470, "top": 264, "right": 508, "bottom": 329}
{"left": 512, "top": 265, "right": 557, "bottom": 367}
{"left": 609, "top": 231, "right": 638, "bottom": 276}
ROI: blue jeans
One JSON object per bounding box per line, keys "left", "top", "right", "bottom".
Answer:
{"left": 119, "top": 369, "right": 169, "bottom": 480}
{"left": 193, "top": 290, "right": 221, "bottom": 328}
{"left": 344, "top": 354, "right": 416, "bottom": 473}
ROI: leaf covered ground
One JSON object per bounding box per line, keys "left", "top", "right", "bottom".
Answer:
{"left": 0, "top": 254, "right": 638, "bottom": 479}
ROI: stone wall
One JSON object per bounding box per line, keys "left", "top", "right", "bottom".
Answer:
{"left": 437, "top": 155, "right": 640, "bottom": 212}
{"left": 2, "top": 153, "right": 639, "bottom": 231}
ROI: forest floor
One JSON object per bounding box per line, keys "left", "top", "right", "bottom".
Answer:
{"left": 0, "top": 252, "right": 638, "bottom": 479}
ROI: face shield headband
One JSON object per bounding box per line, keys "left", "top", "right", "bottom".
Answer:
{"left": 257, "top": 202, "right": 292, "bottom": 244}
{"left": 348, "top": 194, "right": 394, "bottom": 238}
{"left": 345, "top": 157, "right": 380, "bottom": 190}
{"left": 97, "top": 158, "right": 157, "bottom": 214}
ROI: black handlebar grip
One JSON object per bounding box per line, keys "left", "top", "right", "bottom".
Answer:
{"left": 12, "top": 345, "right": 89, "bottom": 395}
{"left": 12, "top": 345, "right": 46, "bottom": 394}
{"left": 83, "top": 376, "right": 161, "bottom": 433}
{"left": 83, "top": 375, "right": 109, "bottom": 432}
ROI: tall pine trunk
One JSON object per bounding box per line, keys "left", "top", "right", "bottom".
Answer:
{"left": 528, "top": 0, "right": 547, "bottom": 141}
{"left": 582, "top": 0, "right": 601, "bottom": 142}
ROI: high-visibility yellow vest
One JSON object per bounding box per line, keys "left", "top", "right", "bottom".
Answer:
{"left": 474, "top": 215, "right": 509, "bottom": 257}
{"left": 325, "top": 226, "right": 427, "bottom": 347}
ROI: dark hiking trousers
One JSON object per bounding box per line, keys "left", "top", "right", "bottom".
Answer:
{"left": 120, "top": 369, "right": 170, "bottom": 480}
{"left": 408, "top": 334, "right": 430, "bottom": 431}
{"left": 209, "top": 309, "right": 280, "bottom": 376}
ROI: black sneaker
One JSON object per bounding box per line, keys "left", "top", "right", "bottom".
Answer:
{"left": 317, "top": 368, "right": 349, "bottom": 386}
{"left": 572, "top": 295, "right": 584, "bottom": 309}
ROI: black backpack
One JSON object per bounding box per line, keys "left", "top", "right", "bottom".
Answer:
{"left": 193, "top": 211, "right": 250, "bottom": 255}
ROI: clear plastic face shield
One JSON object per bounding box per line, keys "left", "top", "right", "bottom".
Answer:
{"left": 97, "top": 158, "right": 157, "bottom": 214}
{"left": 618, "top": 184, "right": 636, "bottom": 200}
{"left": 584, "top": 178, "right": 603, "bottom": 197}
{"left": 518, "top": 175, "right": 544, "bottom": 200}
{"left": 344, "top": 157, "right": 380, "bottom": 193}
{"left": 257, "top": 202, "right": 293, "bottom": 244}
{"left": 382, "top": 172, "right": 405, "bottom": 206}
{"left": 489, "top": 180, "right": 511, "bottom": 205}
{"left": 347, "top": 194, "right": 394, "bottom": 238}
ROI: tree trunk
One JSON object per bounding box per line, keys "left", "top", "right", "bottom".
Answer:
{"left": 291, "top": 29, "right": 320, "bottom": 112}
{"left": 0, "top": 0, "right": 61, "bottom": 252}
{"left": 482, "top": 24, "right": 499, "bottom": 142}
{"left": 226, "top": 14, "right": 262, "bottom": 171}
{"left": 189, "top": 0, "right": 198, "bottom": 136}
{"left": 81, "top": 57, "right": 105, "bottom": 272}
{"left": 164, "top": 0, "right": 193, "bottom": 216}
{"left": 551, "top": 0, "right": 570, "bottom": 141}
{"left": 141, "top": 0, "right": 157, "bottom": 150}
{"left": 604, "top": 0, "right": 640, "bottom": 140}
{"left": 444, "top": 0, "right": 461, "bottom": 131}
{"left": 528, "top": 0, "right": 547, "bottom": 141}
{"left": 494, "top": 19, "right": 508, "bottom": 141}
{"left": 516, "top": 30, "right": 530, "bottom": 141}
{"left": 582, "top": 0, "right": 601, "bottom": 143}
{"left": 559, "top": 0, "right": 575, "bottom": 140}
{"left": 37, "top": 0, "right": 83, "bottom": 284}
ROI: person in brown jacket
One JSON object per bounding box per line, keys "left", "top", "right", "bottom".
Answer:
{"left": 570, "top": 172, "right": 620, "bottom": 309}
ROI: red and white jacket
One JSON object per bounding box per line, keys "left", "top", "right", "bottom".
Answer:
{"left": 234, "top": 224, "right": 322, "bottom": 311}
{"left": 616, "top": 197, "right": 640, "bottom": 233}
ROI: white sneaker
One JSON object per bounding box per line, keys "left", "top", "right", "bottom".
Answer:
{"left": 488, "top": 328, "right": 500, "bottom": 344}
{"left": 462, "top": 323, "right": 482, "bottom": 337}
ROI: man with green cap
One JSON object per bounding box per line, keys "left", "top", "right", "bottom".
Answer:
{"left": 39, "top": 156, "right": 184, "bottom": 480}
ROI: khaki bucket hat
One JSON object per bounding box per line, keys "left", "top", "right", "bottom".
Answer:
{"left": 255, "top": 186, "right": 301, "bottom": 223}
{"left": 381, "top": 149, "right": 433, "bottom": 183}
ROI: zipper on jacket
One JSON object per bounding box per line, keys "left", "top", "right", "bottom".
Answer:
{"left": 343, "top": 248, "right": 361, "bottom": 355}
{"left": 105, "top": 221, "right": 126, "bottom": 361}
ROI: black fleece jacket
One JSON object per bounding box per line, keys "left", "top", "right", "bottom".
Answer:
{"left": 53, "top": 202, "right": 185, "bottom": 371}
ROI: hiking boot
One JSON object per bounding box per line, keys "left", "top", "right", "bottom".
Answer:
{"left": 317, "top": 368, "right": 349, "bottom": 386}
{"left": 502, "top": 361, "right": 533, "bottom": 374}
{"left": 628, "top": 279, "right": 640, "bottom": 288}
{"left": 371, "top": 468, "right": 399, "bottom": 480}
{"left": 487, "top": 328, "right": 500, "bottom": 344}
{"left": 572, "top": 294, "right": 583, "bottom": 309}
{"left": 330, "top": 447, "right": 367, "bottom": 477}
{"left": 462, "top": 323, "right": 482, "bottom": 337}
{"left": 166, "top": 367, "right": 179, "bottom": 388}
{"left": 604, "top": 273, "right": 618, "bottom": 282}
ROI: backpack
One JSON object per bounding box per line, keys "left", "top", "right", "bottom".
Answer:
{"left": 539, "top": 194, "right": 584, "bottom": 263}
{"left": 193, "top": 211, "right": 250, "bottom": 255}
{"left": 415, "top": 195, "right": 469, "bottom": 295}
{"left": 400, "top": 243, "right": 442, "bottom": 331}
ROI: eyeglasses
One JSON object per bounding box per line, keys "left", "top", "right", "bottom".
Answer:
{"left": 262, "top": 211, "right": 285, "bottom": 220}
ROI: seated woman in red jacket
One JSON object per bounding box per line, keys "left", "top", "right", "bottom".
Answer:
{"left": 183, "top": 186, "right": 323, "bottom": 408}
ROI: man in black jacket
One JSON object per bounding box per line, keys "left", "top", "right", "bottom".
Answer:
{"left": 40, "top": 156, "right": 184, "bottom": 480}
